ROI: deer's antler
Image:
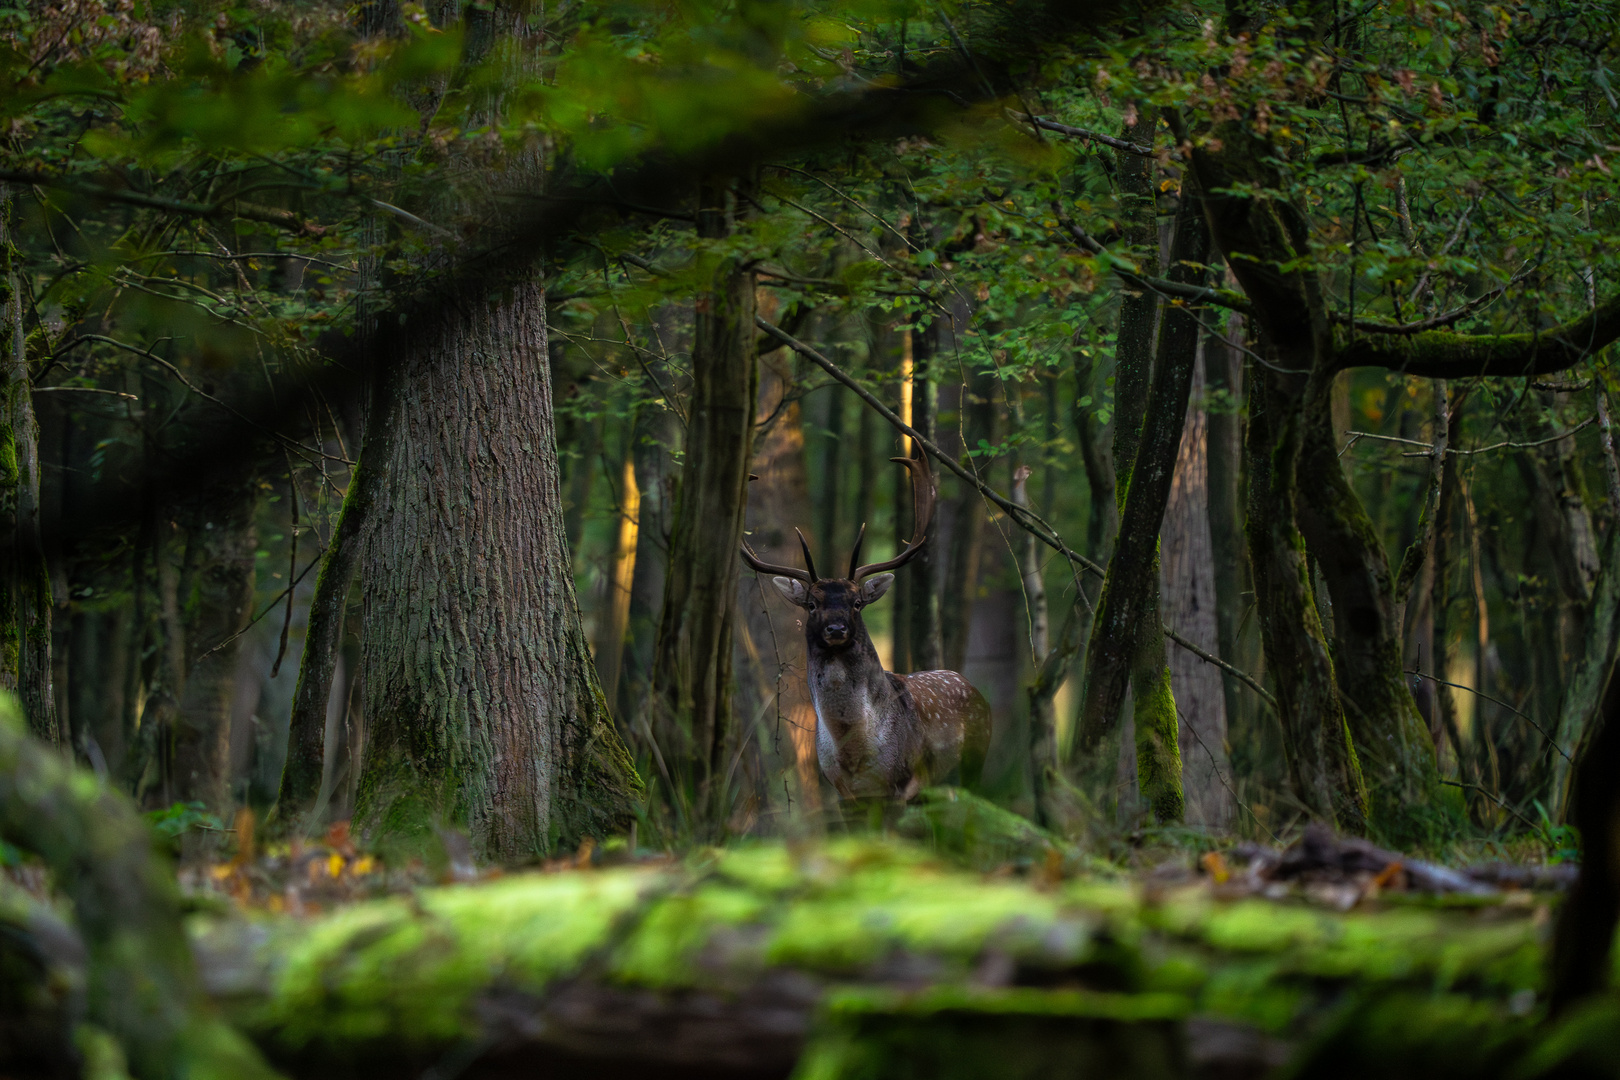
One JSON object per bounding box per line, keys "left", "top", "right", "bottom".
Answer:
{"left": 741, "top": 526, "right": 818, "bottom": 583}
{"left": 853, "top": 443, "right": 936, "bottom": 579}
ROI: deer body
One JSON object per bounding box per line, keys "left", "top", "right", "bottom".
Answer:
{"left": 744, "top": 448, "right": 990, "bottom": 800}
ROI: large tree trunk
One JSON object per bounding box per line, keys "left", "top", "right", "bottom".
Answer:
{"left": 650, "top": 179, "right": 758, "bottom": 831}
{"left": 354, "top": 278, "right": 640, "bottom": 862}
{"left": 172, "top": 481, "right": 258, "bottom": 817}
{"left": 0, "top": 192, "right": 55, "bottom": 744}
{"left": 1295, "top": 393, "right": 1450, "bottom": 848}
{"left": 1188, "top": 122, "right": 1368, "bottom": 834}
{"left": 1161, "top": 344, "right": 1232, "bottom": 829}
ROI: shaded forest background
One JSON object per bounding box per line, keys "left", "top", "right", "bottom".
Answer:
{"left": 3, "top": 0, "right": 1619, "bottom": 864}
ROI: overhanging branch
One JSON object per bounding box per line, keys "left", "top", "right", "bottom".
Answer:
{"left": 1335, "top": 292, "right": 1620, "bottom": 377}
{"left": 1, "top": 169, "right": 328, "bottom": 235}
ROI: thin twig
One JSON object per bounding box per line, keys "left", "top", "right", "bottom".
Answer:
{"left": 754, "top": 317, "right": 1103, "bottom": 580}
{"left": 1440, "top": 779, "right": 1542, "bottom": 833}
{"left": 192, "top": 549, "right": 323, "bottom": 662}
{"left": 33, "top": 386, "right": 137, "bottom": 401}
{"left": 1022, "top": 115, "right": 1155, "bottom": 155}
{"left": 1164, "top": 624, "right": 1279, "bottom": 712}
{"left": 1407, "top": 670, "right": 1569, "bottom": 762}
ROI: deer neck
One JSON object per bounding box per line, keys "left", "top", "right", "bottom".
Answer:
{"left": 806, "top": 627, "right": 910, "bottom": 751}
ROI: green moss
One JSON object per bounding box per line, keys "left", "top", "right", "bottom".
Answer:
{"left": 0, "top": 423, "right": 17, "bottom": 489}
{"left": 1132, "top": 662, "right": 1184, "bottom": 824}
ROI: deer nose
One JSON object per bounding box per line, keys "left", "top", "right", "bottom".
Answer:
{"left": 823, "top": 622, "right": 849, "bottom": 642}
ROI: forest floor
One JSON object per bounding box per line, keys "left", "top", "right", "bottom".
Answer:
{"left": 1, "top": 790, "right": 1595, "bottom": 1080}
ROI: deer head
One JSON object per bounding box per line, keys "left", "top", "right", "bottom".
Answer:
{"left": 741, "top": 444, "right": 936, "bottom": 651}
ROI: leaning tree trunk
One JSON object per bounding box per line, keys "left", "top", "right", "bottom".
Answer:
{"left": 1076, "top": 193, "right": 1209, "bottom": 825}
{"left": 650, "top": 179, "right": 758, "bottom": 832}
{"left": 354, "top": 278, "right": 641, "bottom": 862}
{"left": 172, "top": 480, "right": 258, "bottom": 819}
{"left": 0, "top": 191, "right": 55, "bottom": 744}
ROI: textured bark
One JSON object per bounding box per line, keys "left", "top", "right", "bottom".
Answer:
{"left": 172, "top": 481, "right": 258, "bottom": 816}
{"left": 1296, "top": 394, "right": 1449, "bottom": 848}
{"left": 276, "top": 453, "right": 373, "bottom": 831}
{"left": 0, "top": 194, "right": 54, "bottom": 745}
{"left": 1187, "top": 124, "right": 1367, "bottom": 833}
{"left": 1078, "top": 196, "right": 1209, "bottom": 823}
{"left": 1161, "top": 346, "right": 1232, "bottom": 829}
{"left": 355, "top": 278, "right": 641, "bottom": 862}
{"left": 650, "top": 180, "right": 758, "bottom": 828}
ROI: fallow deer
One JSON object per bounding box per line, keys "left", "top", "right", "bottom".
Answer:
{"left": 742, "top": 445, "right": 991, "bottom": 800}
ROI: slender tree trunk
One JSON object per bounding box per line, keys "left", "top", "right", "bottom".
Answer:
{"left": 908, "top": 321, "right": 941, "bottom": 672}
{"left": 1161, "top": 344, "right": 1232, "bottom": 829}
{"left": 1204, "top": 315, "right": 1262, "bottom": 783}
{"left": 618, "top": 392, "right": 675, "bottom": 741}
{"left": 355, "top": 277, "right": 640, "bottom": 861}
{"left": 172, "top": 481, "right": 258, "bottom": 818}
{"left": 1073, "top": 343, "right": 1119, "bottom": 563}
{"left": 650, "top": 179, "right": 758, "bottom": 831}
{"left": 1078, "top": 195, "right": 1209, "bottom": 824}
{"left": 276, "top": 450, "right": 375, "bottom": 831}
{"left": 0, "top": 191, "right": 55, "bottom": 744}
{"left": 1430, "top": 422, "right": 1467, "bottom": 776}
{"left": 943, "top": 362, "right": 996, "bottom": 674}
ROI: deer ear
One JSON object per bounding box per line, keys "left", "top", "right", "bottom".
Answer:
{"left": 859, "top": 573, "right": 894, "bottom": 604}
{"left": 771, "top": 576, "right": 812, "bottom": 608}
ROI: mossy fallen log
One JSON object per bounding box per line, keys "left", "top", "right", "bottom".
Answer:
{"left": 179, "top": 833, "right": 1605, "bottom": 1080}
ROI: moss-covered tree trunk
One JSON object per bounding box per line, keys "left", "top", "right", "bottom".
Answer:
{"left": 0, "top": 192, "right": 54, "bottom": 745}
{"left": 1188, "top": 125, "right": 1367, "bottom": 834}
{"left": 1077, "top": 191, "right": 1209, "bottom": 824}
{"left": 172, "top": 480, "right": 258, "bottom": 817}
{"left": 354, "top": 277, "right": 640, "bottom": 861}
{"left": 650, "top": 178, "right": 758, "bottom": 830}
{"left": 1295, "top": 394, "right": 1449, "bottom": 847}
